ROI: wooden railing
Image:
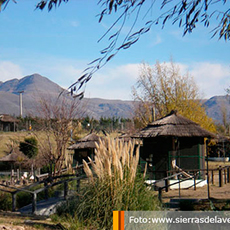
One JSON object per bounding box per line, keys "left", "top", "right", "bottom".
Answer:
{"left": 0, "top": 173, "right": 87, "bottom": 213}
{"left": 147, "top": 172, "right": 199, "bottom": 202}
{"left": 0, "top": 162, "right": 92, "bottom": 214}
{"left": 167, "top": 165, "right": 230, "bottom": 187}
{"left": 148, "top": 165, "right": 230, "bottom": 201}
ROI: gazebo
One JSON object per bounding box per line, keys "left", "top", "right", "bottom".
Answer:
{"left": 0, "top": 150, "right": 28, "bottom": 170}
{"left": 134, "top": 110, "right": 216, "bottom": 180}
{"left": 0, "top": 114, "right": 19, "bottom": 132}
{"left": 68, "top": 133, "right": 105, "bottom": 166}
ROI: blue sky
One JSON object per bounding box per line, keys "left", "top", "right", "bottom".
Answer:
{"left": 0, "top": 0, "right": 229, "bottom": 100}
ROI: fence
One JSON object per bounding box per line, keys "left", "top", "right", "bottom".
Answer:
{"left": 149, "top": 165, "right": 230, "bottom": 202}
{"left": 0, "top": 163, "right": 91, "bottom": 214}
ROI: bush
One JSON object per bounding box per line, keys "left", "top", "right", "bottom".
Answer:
{"left": 0, "top": 192, "right": 12, "bottom": 211}
{"left": 16, "top": 192, "right": 32, "bottom": 209}
{"left": 19, "top": 136, "right": 38, "bottom": 158}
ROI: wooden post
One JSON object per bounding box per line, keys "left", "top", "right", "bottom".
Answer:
{"left": 64, "top": 181, "right": 68, "bottom": 199}
{"left": 178, "top": 175, "right": 181, "bottom": 198}
{"left": 12, "top": 192, "right": 16, "bottom": 212}
{"left": 194, "top": 172, "right": 196, "bottom": 191}
{"left": 207, "top": 172, "right": 210, "bottom": 199}
{"left": 32, "top": 193, "right": 37, "bottom": 214}
{"left": 224, "top": 168, "right": 227, "bottom": 184}
{"left": 165, "top": 179, "right": 169, "bottom": 192}
{"left": 11, "top": 169, "right": 14, "bottom": 184}
{"left": 158, "top": 188, "right": 162, "bottom": 202}
{"left": 17, "top": 169, "right": 20, "bottom": 181}
{"left": 227, "top": 167, "right": 230, "bottom": 183}
{"left": 211, "top": 170, "right": 214, "bottom": 185}
{"left": 219, "top": 167, "right": 223, "bottom": 187}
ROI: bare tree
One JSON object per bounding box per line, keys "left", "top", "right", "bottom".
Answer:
{"left": 33, "top": 95, "right": 85, "bottom": 175}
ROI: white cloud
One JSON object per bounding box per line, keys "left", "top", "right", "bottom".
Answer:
{"left": 153, "top": 61, "right": 230, "bottom": 99}
{"left": 0, "top": 61, "right": 24, "bottom": 82}
{"left": 35, "top": 62, "right": 139, "bottom": 100}
{"left": 189, "top": 62, "right": 230, "bottom": 98}
{"left": 84, "top": 63, "right": 140, "bottom": 100}
{"left": 1, "top": 57, "right": 228, "bottom": 101}
{"left": 83, "top": 61, "right": 230, "bottom": 100}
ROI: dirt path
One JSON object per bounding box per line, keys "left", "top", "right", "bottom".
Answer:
{"left": 162, "top": 182, "right": 230, "bottom": 200}
{"left": 0, "top": 212, "right": 64, "bottom": 230}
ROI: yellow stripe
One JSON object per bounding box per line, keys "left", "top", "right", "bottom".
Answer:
{"left": 113, "top": 211, "right": 119, "bottom": 230}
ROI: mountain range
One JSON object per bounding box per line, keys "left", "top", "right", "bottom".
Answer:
{"left": 0, "top": 74, "right": 135, "bottom": 119}
{"left": 0, "top": 73, "right": 229, "bottom": 124}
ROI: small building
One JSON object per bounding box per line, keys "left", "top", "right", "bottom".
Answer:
{"left": 68, "top": 133, "right": 105, "bottom": 166}
{"left": 134, "top": 110, "right": 215, "bottom": 180}
{"left": 0, "top": 114, "right": 19, "bottom": 132}
{"left": 0, "top": 150, "right": 28, "bottom": 170}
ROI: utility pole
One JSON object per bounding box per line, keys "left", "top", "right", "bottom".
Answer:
{"left": 18, "top": 91, "right": 24, "bottom": 117}
{"left": 151, "top": 106, "right": 156, "bottom": 122}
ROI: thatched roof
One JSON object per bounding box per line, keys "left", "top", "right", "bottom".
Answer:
{"left": 0, "top": 151, "right": 28, "bottom": 163}
{"left": 68, "top": 133, "right": 104, "bottom": 150}
{"left": 134, "top": 110, "right": 216, "bottom": 138}
{"left": 0, "top": 114, "right": 19, "bottom": 123}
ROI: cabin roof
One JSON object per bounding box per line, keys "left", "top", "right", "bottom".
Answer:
{"left": 134, "top": 110, "right": 216, "bottom": 138}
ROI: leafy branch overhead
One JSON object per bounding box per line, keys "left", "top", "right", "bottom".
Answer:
{"left": 1, "top": 0, "right": 229, "bottom": 97}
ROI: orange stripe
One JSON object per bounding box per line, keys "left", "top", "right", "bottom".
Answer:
{"left": 113, "top": 211, "right": 119, "bottom": 230}
{"left": 119, "top": 211, "right": 125, "bottom": 230}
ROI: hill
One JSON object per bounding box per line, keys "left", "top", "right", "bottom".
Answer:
{"left": 0, "top": 74, "right": 134, "bottom": 119}
{"left": 0, "top": 74, "right": 62, "bottom": 95}
{"left": 0, "top": 73, "right": 229, "bottom": 123}
{"left": 0, "top": 74, "right": 66, "bottom": 116}
{"left": 203, "top": 95, "right": 230, "bottom": 124}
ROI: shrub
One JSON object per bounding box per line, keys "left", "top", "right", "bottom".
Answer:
{"left": 16, "top": 192, "right": 31, "bottom": 208}
{"left": 0, "top": 192, "right": 11, "bottom": 211}
{"left": 19, "top": 136, "right": 38, "bottom": 159}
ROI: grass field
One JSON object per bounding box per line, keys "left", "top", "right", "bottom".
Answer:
{"left": 0, "top": 131, "right": 114, "bottom": 161}
{"left": 0, "top": 131, "right": 32, "bottom": 158}
{"left": 0, "top": 130, "right": 119, "bottom": 159}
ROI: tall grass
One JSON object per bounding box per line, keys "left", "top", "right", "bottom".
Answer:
{"left": 83, "top": 138, "right": 140, "bottom": 192}
{"left": 57, "top": 138, "right": 161, "bottom": 229}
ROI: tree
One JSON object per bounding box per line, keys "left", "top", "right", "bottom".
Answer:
{"left": 33, "top": 95, "right": 85, "bottom": 175}
{"left": 1, "top": 0, "right": 229, "bottom": 97}
{"left": 132, "top": 61, "right": 216, "bottom": 132}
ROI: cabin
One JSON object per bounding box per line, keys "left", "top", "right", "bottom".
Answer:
{"left": 134, "top": 110, "right": 215, "bottom": 180}
{"left": 0, "top": 150, "right": 28, "bottom": 171}
{"left": 68, "top": 133, "right": 105, "bottom": 166}
{"left": 0, "top": 114, "right": 19, "bottom": 132}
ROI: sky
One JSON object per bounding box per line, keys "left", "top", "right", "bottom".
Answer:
{"left": 0, "top": 0, "right": 229, "bottom": 100}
